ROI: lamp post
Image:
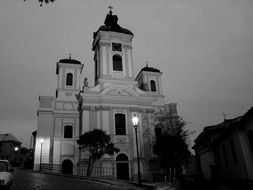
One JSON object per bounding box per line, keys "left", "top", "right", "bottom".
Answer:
{"left": 132, "top": 115, "right": 141, "bottom": 185}
{"left": 40, "top": 139, "right": 44, "bottom": 171}
{"left": 14, "top": 146, "right": 19, "bottom": 166}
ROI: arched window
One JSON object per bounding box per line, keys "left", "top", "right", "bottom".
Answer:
{"left": 66, "top": 73, "right": 73, "bottom": 86}
{"left": 64, "top": 125, "right": 73, "bottom": 138}
{"left": 115, "top": 113, "right": 126, "bottom": 135}
{"left": 113, "top": 55, "right": 123, "bottom": 71}
{"left": 150, "top": 80, "right": 156, "bottom": 92}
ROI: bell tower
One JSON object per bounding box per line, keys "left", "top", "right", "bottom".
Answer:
{"left": 92, "top": 8, "right": 134, "bottom": 87}
{"left": 55, "top": 55, "right": 83, "bottom": 100}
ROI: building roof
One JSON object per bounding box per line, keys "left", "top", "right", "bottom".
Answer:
{"left": 135, "top": 65, "right": 161, "bottom": 80}
{"left": 93, "top": 12, "right": 133, "bottom": 40}
{"left": 0, "top": 133, "right": 21, "bottom": 144}
{"left": 192, "top": 116, "right": 242, "bottom": 149}
{"left": 140, "top": 65, "right": 160, "bottom": 73}
{"left": 58, "top": 58, "right": 81, "bottom": 65}
{"left": 193, "top": 107, "right": 253, "bottom": 149}
{"left": 56, "top": 57, "right": 81, "bottom": 74}
{"left": 212, "top": 107, "right": 253, "bottom": 145}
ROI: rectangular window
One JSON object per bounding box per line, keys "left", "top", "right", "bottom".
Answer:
{"left": 115, "top": 113, "right": 126, "bottom": 135}
{"left": 247, "top": 130, "right": 253, "bottom": 153}
{"left": 222, "top": 145, "right": 228, "bottom": 165}
{"left": 230, "top": 139, "right": 238, "bottom": 164}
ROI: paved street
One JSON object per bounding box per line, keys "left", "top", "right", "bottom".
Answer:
{"left": 10, "top": 168, "right": 145, "bottom": 190}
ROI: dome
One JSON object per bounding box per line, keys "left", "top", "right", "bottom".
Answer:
{"left": 56, "top": 57, "right": 82, "bottom": 74}
{"left": 93, "top": 12, "right": 133, "bottom": 39}
{"left": 59, "top": 58, "right": 81, "bottom": 65}
{"left": 140, "top": 65, "right": 160, "bottom": 73}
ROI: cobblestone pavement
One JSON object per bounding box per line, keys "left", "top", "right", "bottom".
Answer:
{"left": 10, "top": 168, "right": 145, "bottom": 190}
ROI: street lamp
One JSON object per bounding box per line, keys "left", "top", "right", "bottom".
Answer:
{"left": 132, "top": 114, "right": 141, "bottom": 185}
{"left": 14, "top": 146, "right": 19, "bottom": 166}
{"left": 40, "top": 139, "right": 44, "bottom": 171}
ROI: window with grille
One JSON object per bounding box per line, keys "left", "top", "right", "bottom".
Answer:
{"left": 115, "top": 113, "right": 126, "bottom": 135}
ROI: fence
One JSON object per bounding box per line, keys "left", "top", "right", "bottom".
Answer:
{"left": 41, "top": 163, "right": 135, "bottom": 181}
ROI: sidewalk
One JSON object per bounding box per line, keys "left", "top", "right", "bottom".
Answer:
{"left": 33, "top": 170, "right": 173, "bottom": 190}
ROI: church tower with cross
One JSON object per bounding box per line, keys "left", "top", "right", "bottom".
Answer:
{"left": 92, "top": 6, "right": 135, "bottom": 86}
{"left": 34, "top": 7, "right": 178, "bottom": 182}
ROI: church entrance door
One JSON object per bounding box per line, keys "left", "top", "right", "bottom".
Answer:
{"left": 116, "top": 154, "right": 129, "bottom": 180}
{"left": 61, "top": 159, "right": 73, "bottom": 174}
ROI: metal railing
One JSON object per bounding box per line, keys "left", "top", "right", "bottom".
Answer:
{"left": 41, "top": 163, "right": 135, "bottom": 181}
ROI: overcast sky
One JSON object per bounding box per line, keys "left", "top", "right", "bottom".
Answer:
{"left": 0, "top": 0, "right": 252, "bottom": 148}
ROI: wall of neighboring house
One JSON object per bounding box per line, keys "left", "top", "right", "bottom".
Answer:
{"left": 199, "top": 148, "right": 215, "bottom": 180}
{"left": 214, "top": 117, "right": 253, "bottom": 183}
{"left": 240, "top": 116, "right": 253, "bottom": 180}
{"left": 215, "top": 131, "right": 248, "bottom": 182}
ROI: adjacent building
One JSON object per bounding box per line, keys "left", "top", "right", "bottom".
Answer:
{"left": 34, "top": 10, "right": 178, "bottom": 181}
{"left": 193, "top": 107, "right": 253, "bottom": 187}
{"left": 0, "top": 133, "right": 21, "bottom": 164}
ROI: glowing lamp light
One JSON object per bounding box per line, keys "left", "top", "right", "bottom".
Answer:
{"left": 14, "top": 147, "right": 19, "bottom": 151}
{"left": 132, "top": 115, "right": 139, "bottom": 126}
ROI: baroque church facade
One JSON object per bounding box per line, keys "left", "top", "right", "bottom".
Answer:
{"left": 34, "top": 10, "right": 178, "bottom": 181}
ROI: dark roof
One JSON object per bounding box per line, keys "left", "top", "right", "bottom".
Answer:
{"left": 135, "top": 65, "right": 161, "bottom": 80}
{"left": 140, "top": 66, "right": 160, "bottom": 73}
{"left": 57, "top": 58, "right": 81, "bottom": 74}
{"left": 193, "top": 107, "right": 253, "bottom": 149}
{"left": 0, "top": 133, "right": 21, "bottom": 143}
{"left": 93, "top": 13, "right": 133, "bottom": 40}
{"left": 212, "top": 107, "right": 253, "bottom": 145}
{"left": 192, "top": 117, "right": 241, "bottom": 149}
{"left": 59, "top": 58, "right": 81, "bottom": 65}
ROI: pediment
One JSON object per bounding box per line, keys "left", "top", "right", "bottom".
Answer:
{"left": 100, "top": 85, "right": 139, "bottom": 97}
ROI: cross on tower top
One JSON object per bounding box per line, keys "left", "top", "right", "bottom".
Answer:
{"left": 145, "top": 61, "right": 149, "bottom": 67}
{"left": 108, "top": 5, "right": 113, "bottom": 15}
{"left": 69, "top": 53, "right": 72, "bottom": 59}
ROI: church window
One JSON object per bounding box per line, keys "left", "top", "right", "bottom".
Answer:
{"left": 150, "top": 80, "right": 156, "bottom": 92}
{"left": 64, "top": 125, "right": 73, "bottom": 138}
{"left": 113, "top": 55, "right": 123, "bottom": 71}
{"left": 112, "top": 43, "right": 122, "bottom": 51}
{"left": 115, "top": 113, "right": 126, "bottom": 135}
{"left": 66, "top": 73, "right": 73, "bottom": 86}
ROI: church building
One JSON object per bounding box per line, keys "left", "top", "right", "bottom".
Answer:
{"left": 34, "top": 9, "right": 178, "bottom": 181}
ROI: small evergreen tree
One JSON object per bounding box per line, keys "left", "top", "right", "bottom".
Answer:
{"left": 77, "top": 129, "right": 119, "bottom": 176}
